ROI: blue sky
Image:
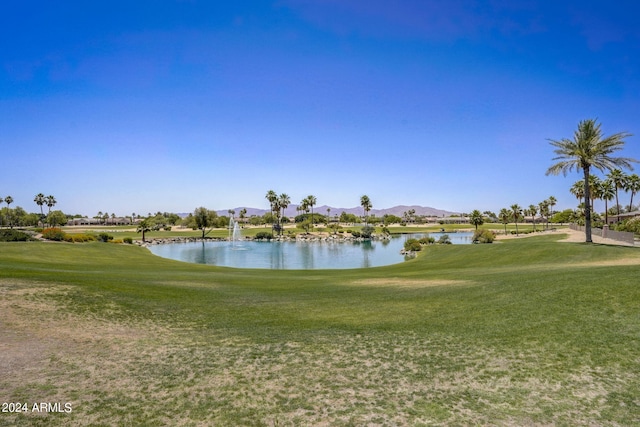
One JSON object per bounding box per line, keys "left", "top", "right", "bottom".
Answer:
{"left": 2, "top": 1, "right": 640, "bottom": 216}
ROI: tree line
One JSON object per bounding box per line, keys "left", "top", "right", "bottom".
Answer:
{"left": 0, "top": 193, "right": 63, "bottom": 228}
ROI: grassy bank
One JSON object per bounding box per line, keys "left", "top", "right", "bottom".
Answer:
{"left": 1, "top": 234, "right": 638, "bottom": 425}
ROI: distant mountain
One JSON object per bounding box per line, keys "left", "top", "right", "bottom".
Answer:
{"left": 214, "top": 205, "right": 458, "bottom": 218}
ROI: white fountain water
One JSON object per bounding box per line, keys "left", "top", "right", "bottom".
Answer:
{"left": 229, "top": 219, "right": 244, "bottom": 249}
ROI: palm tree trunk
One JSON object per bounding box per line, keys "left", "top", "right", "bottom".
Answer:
{"left": 583, "top": 167, "right": 593, "bottom": 243}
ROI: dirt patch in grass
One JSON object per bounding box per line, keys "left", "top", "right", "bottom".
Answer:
{"left": 1, "top": 278, "right": 638, "bottom": 426}
{"left": 349, "top": 278, "right": 473, "bottom": 288}
{"left": 0, "top": 279, "right": 165, "bottom": 425}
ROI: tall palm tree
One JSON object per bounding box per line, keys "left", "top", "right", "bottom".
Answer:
{"left": 278, "top": 193, "right": 290, "bottom": 235}
{"left": 547, "top": 196, "right": 557, "bottom": 218}
{"left": 529, "top": 204, "right": 538, "bottom": 232}
{"left": 265, "top": 190, "right": 278, "bottom": 232}
{"left": 45, "top": 195, "right": 56, "bottom": 214}
{"left": 34, "top": 193, "right": 45, "bottom": 216}
{"left": 538, "top": 201, "right": 549, "bottom": 230}
{"left": 625, "top": 174, "right": 640, "bottom": 212}
{"left": 307, "top": 194, "right": 318, "bottom": 229}
{"left": 546, "top": 119, "right": 635, "bottom": 243}
{"left": 570, "top": 180, "right": 585, "bottom": 205}
{"left": 360, "top": 195, "right": 372, "bottom": 225}
{"left": 588, "top": 175, "right": 601, "bottom": 213}
{"left": 607, "top": 169, "right": 628, "bottom": 222}
{"left": 4, "top": 196, "right": 13, "bottom": 228}
{"left": 34, "top": 193, "right": 46, "bottom": 226}
{"left": 499, "top": 208, "right": 510, "bottom": 235}
{"left": 510, "top": 204, "right": 522, "bottom": 236}
{"left": 600, "top": 179, "right": 615, "bottom": 225}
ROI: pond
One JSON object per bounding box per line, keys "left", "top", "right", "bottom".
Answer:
{"left": 147, "top": 232, "right": 473, "bottom": 270}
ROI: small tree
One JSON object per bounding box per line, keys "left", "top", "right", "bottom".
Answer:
{"left": 194, "top": 207, "right": 218, "bottom": 238}
{"left": 47, "top": 210, "right": 67, "bottom": 227}
{"left": 136, "top": 217, "right": 156, "bottom": 243}
{"left": 469, "top": 210, "right": 484, "bottom": 230}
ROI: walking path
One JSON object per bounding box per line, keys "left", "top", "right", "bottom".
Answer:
{"left": 495, "top": 227, "right": 636, "bottom": 247}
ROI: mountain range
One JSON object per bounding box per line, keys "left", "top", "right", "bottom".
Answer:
{"left": 213, "top": 205, "right": 458, "bottom": 218}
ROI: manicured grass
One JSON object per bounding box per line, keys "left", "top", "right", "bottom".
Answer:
{"left": 0, "top": 234, "right": 638, "bottom": 425}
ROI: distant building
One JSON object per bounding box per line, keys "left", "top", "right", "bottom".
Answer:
{"left": 606, "top": 210, "right": 640, "bottom": 225}
{"left": 67, "top": 217, "right": 132, "bottom": 226}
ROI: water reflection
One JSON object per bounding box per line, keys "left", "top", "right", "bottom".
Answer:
{"left": 148, "top": 232, "right": 473, "bottom": 270}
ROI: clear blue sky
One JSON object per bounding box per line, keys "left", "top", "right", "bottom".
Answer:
{"left": 2, "top": 1, "right": 640, "bottom": 216}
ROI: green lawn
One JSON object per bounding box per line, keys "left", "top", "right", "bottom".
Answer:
{"left": 0, "top": 234, "right": 638, "bottom": 426}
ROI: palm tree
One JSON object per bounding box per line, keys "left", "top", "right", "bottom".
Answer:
{"left": 499, "top": 208, "right": 510, "bottom": 235}
{"left": 570, "top": 180, "right": 585, "bottom": 205}
{"left": 137, "top": 217, "right": 156, "bottom": 242}
{"left": 607, "top": 169, "right": 628, "bottom": 222}
{"left": 33, "top": 193, "right": 46, "bottom": 226}
{"left": 510, "top": 204, "right": 522, "bottom": 236}
{"left": 278, "top": 193, "right": 290, "bottom": 235}
{"left": 265, "top": 190, "right": 278, "bottom": 232}
{"left": 547, "top": 196, "right": 557, "bottom": 218}
{"left": 45, "top": 195, "right": 57, "bottom": 214}
{"left": 360, "top": 195, "right": 372, "bottom": 225}
{"left": 528, "top": 204, "right": 538, "bottom": 232}
{"left": 4, "top": 196, "right": 13, "bottom": 228}
{"left": 469, "top": 210, "right": 483, "bottom": 230}
{"left": 34, "top": 193, "right": 45, "bottom": 216}
{"left": 538, "top": 201, "right": 549, "bottom": 230}
{"left": 546, "top": 119, "right": 635, "bottom": 243}
{"left": 625, "top": 174, "right": 640, "bottom": 212}
{"left": 305, "top": 195, "right": 317, "bottom": 231}
{"left": 600, "top": 179, "right": 615, "bottom": 225}
{"left": 588, "top": 175, "right": 602, "bottom": 213}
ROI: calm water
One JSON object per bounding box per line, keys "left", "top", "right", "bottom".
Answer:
{"left": 148, "top": 232, "right": 473, "bottom": 270}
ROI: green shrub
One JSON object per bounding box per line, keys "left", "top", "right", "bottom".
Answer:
{"left": 42, "top": 227, "right": 67, "bottom": 241}
{"left": 404, "top": 238, "right": 422, "bottom": 252}
{"left": 438, "top": 234, "right": 452, "bottom": 244}
{"left": 361, "top": 225, "right": 375, "bottom": 238}
{"left": 0, "top": 229, "right": 33, "bottom": 242}
{"left": 68, "top": 233, "right": 96, "bottom": 243}
{"left": 473, "top": 229, "right": 496, "bottom": 244}
{"left": 351, "top": 230, "right": 361, "bottom": 238}
{"left": 98, "top": 232, "right": 114, "bottom": 242}
{"left": 615, "top": 216, "right": 640, "bottom": 234}
{"left": 123, "top": 237, "right": 133, "bottom": 244}
{"left": 419, "top": 236, "right": 435, "bottom": 245}
{"left": 255, "top": 231, "right": 273, "bottom": 240}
